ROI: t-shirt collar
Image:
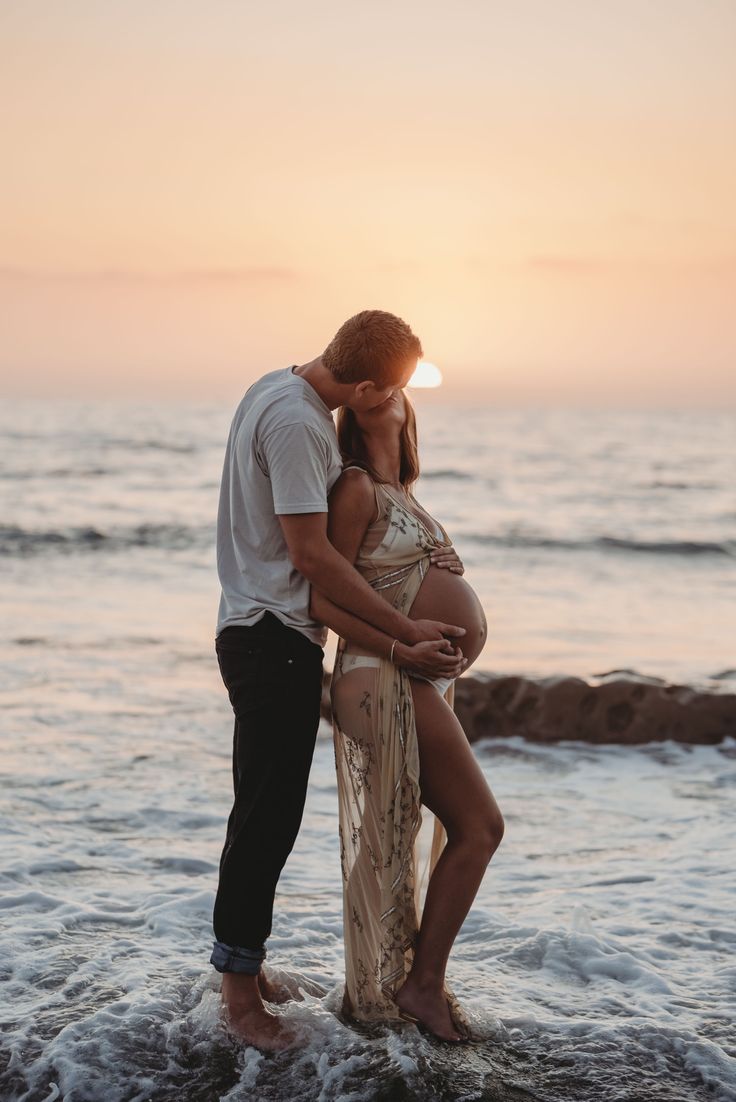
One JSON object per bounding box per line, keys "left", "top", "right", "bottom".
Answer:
{"left": 288, "top": 364, "right": 332, "bottom": 417}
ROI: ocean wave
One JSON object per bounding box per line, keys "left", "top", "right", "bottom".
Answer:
{"left": 107, "top": 438, "right": 198, "bottom": 454}
{"left": 596, "top": 536, "right": 734, "bottom": 556}
{"left": 0, "top": 431, "right": 198, "bottom": 453}
{"left": 463, "top": 532, "right": 736, "bottom": 557}
{"left": 419, "top": 468, "right": 473, "bottom": 480}
{"left": 639, "top": 479, "right": 718, "bottom": 491}
{"left": 0, "top": 523, "right": 213, "bottom": 556}
{"left": 2, "top": 522, "right": 733, "bottom": 559}
{"left": 0, "top": 467, "right": 114, "bottom": 480}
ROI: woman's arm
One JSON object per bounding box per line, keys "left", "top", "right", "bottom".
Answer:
{"left": 309, "top": 469, "right": 466, "bottom": 678}
{"left": 309, "top": 468, "right": 391, "bottom": 658}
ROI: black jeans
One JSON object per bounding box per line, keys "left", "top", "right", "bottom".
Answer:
{"left": 209, "top": 612, "right": 324, "bottom": 974}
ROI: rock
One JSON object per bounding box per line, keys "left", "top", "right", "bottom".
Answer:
{"left": 320, "top": 669, "right": 736, "bottom": 746}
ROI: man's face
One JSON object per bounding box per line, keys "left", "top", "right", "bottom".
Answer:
{"left": 348, "top": 361, "right": 416, "bottom": 412}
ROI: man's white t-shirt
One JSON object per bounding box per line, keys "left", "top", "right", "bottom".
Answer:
{"left": 215, "top": 365, "right": 343, "bottom": 646}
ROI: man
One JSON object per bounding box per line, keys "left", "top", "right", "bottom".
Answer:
{"left": 210, "top": 309, "right": 467, "bottom": 1050}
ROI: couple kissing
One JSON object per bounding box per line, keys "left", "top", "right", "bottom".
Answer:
{"left": 210, "top": 309, "right": 504, "bottom": 1051}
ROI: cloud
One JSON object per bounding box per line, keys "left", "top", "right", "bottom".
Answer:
{"left": 0, "top": 265, "right": 300, "bottom": 285}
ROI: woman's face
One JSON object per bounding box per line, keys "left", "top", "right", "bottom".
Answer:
{"left": 354, "top": 388, "right": 408, "bottom": 434}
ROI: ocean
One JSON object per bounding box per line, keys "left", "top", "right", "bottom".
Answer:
{"left": 1, "top": 394, "right": 734, "bottom": 1101}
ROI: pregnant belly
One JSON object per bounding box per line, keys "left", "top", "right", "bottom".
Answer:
{"left": 408, "top": 564, "right": 487, "bottom": 669}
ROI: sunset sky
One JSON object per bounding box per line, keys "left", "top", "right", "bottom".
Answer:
{"left": 2, "top": 0, "right": 735, "bottom": 407}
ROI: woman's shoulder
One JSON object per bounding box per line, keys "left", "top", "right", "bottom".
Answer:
{"left": 337, "top": 462, "right": 373, "bottom": 484}
{"left": 331, "top": 464, "right": 382, "bottom": 522}
{"left": 332, "top": 463, "right": 374, "bottom": 496}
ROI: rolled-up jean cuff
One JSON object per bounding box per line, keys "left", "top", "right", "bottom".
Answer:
{"left": 210, "top": 940, "right": 267, "bottom": 975}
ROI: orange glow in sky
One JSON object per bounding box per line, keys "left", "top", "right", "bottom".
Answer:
{"left": 1, "top": 1, "right": 735, "bottom": 407}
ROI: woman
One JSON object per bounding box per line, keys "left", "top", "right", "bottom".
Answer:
{"left": 309, "top": 389, "right": 505, "bottom": 1043}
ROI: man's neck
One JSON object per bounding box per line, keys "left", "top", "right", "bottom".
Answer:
{"left": 292, "top": 357, "right": 345, "bottom": 411}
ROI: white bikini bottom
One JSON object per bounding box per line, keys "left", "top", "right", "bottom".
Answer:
{"left": 336, "top": 652, "right": 455, "bottom": 699}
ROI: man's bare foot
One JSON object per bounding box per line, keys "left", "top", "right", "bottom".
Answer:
{"left": 258, "top": 966, "right": 302, "bottom": 1005}
{"left": 220, "top": 972, "right": 295, "bottom": 1052}
{"left": 258, "top": 966, "right": 327, "bottom": 1004}
{"left": 394, "top": 977, "right": 464, "bottom": 1043}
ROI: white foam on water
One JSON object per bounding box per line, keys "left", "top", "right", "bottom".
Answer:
{"left": 1, "top": 722, "right": 734, "bottom": 1099}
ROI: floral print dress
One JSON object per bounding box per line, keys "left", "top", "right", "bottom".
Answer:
{"left": 330, "top": 467, "right": 470, "bottom": 1036}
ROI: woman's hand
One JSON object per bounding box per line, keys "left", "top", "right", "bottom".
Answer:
{"left": 394, "top": 639, "right": 467, "bottom": 680}
{"left": 429, "top": 545, "right": 464, "bottom": 574}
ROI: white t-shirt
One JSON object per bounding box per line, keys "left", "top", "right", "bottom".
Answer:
{"left": 215, "top": 365, "right": 343, "bottom": 646}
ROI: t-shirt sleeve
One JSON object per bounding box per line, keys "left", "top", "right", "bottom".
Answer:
{"left": 259, "top": 421, "right": 331, "bottom": 514}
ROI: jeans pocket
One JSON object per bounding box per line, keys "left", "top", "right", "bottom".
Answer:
{"left": 216, "top": 643, "right": 267, "bottom": 714}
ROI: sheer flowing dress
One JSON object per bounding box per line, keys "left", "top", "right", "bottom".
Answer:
{"left": 330, "top": 466, "right": 470, "bottom": 1035}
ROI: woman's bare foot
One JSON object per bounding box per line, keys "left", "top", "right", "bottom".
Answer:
{"left": 220, "top": 972, "right": 295, "bottom": 1051}
{"left": 394, "top": 977, "right": 464, "bottom": 1043}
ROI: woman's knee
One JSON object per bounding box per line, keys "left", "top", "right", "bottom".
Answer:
{"left": 489, "top": 810, "right": 505, "bottom": 853}
{"left": 478, "top": 813, "right": 504, "bottom": 861}
{"left": 447, "top": 809, "right": 504, "bottom": 862}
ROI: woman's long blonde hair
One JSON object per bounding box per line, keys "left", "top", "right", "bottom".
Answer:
{"left": 335, "top": 391, "right": 420, "bottom": 491}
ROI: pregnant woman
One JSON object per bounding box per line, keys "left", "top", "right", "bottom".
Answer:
{"left": 309, "top": 390, "right": 505, "bottom": 1043}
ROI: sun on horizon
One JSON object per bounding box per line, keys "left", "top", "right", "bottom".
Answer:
{"left": 409, "top": 361, "right": 443, "bottom": 389}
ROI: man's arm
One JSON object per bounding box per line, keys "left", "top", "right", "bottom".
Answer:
{"left": 309, "top": 585, "right": 467, "bottom": 678}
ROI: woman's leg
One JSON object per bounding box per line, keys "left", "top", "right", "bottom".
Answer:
{"left": 396, "top": 678, "right": 504, "bottom": 1039}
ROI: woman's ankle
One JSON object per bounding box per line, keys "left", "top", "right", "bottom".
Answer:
{"left": 402, "top": 968, "right": 447, "bottom": 996}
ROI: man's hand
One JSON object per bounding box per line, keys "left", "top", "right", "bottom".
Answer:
{"left": 394, "top": 639, "right": 468, "bottom": 680}
{"left": 404, "top": 618, "right": 466, "bottom": 647}
{"left": 429, "top": 544, "right": 465, "bottom": 574}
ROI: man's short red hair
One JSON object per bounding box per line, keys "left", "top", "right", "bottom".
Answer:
{"left": 323, "top": 309, "right": 422, "bottom": 389}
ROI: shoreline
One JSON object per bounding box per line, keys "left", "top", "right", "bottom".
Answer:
{"left": 321, "top": 668, "right": 736, "bottom": 745}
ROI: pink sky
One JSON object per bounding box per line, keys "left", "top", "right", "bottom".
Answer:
{"left": 2, "top": 1, "right": 735, "bottom": 407}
